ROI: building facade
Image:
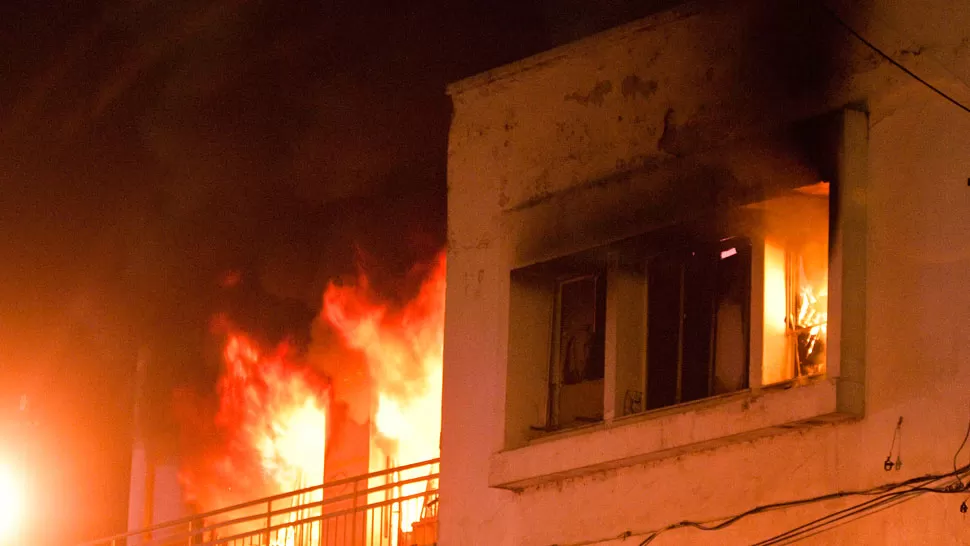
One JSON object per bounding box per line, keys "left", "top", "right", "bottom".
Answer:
{"left": 441, "top": 0, "right": 970, "bottom": 544}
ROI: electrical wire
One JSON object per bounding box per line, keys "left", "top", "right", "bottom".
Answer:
{"left": 754, "top": 471, "right": 962, "bottom": 546}
{"left": 756, "top": 490, "right": 921, "bottom": 546}
{"left": 756, "top": 407, "right": 970, "bottom": 545}
{"left": 885, "top": 417, "right": 903, "bottom": 470}
{"left": 820, "top": 4, "right": 970, "bottom": 116}
{"left": 636, "top": 465, "right": 970, "bottom": 545}
{"left": 953, "top": 404, "right": 970, "bottom": 488}
{"left": 757, "top": 493, "right": 908, "bottom": 545}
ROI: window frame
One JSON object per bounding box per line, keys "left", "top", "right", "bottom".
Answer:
{"left": 547, "top": 271, "right": 607, "bottom": 430}
{"left": 517, "top": 221, "right": 763, "bottom": 437}
{"left": 641, "top": 235, "right": 753, "bottom": 411}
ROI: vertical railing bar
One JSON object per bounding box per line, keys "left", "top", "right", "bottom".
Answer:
{"left": 382, "top": 484, "right": 388, "bottom": 540}
{"left": 297, "top": 498, "right": 304, "bottom": 546}
{"left": 353, "top": 478, "right": 361, "bottom": 546}
{"left": 263, "top": 499, "right": 272, "bottom": 546}
{"left": 344, "top": 500, "right": 350, "bottom": 546}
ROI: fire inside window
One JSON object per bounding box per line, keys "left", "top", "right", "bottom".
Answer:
{"left": 519, "top": 182, "right": 831, "bottom": 436}
{"left": 759, "top": 183, "right": 830, "bottom": 385}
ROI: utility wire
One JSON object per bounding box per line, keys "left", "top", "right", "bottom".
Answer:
{"left": 754, "top": 472, "right": 961, "bottom": 545}
{"left": 954, "top": 404, "right": 970, "bottom": 488}
{"left": 756, "top": 407, "right": 970, "bottom": 545}
{"left": 821, "top": 4, "right": 970, "bottom": 116}
{"left": 636, "top": 465, "right": 970, "bottom": 545}
{"left": 757, "top": 490, "right": 921, "bottom": 546}
{"left": 638, "top": 408, "right": 970, "bottom": 545}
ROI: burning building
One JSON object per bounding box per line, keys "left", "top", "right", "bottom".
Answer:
{"left": 117, "top": 254, "right": 445, "bottom": 546}
{"left": 441, "top": 0, "right": 970, "bottom": 544}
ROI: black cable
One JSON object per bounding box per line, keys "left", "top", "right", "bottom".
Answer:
{"left": 766, "top": 463, "right": 970, "bottom": 545}
{"left": 637, "top": 465, "right": 970, "bottom": 545}
{"left": 760, "top": 479, "right": 970, "bottom": 546}
{"left": 753, "top": 469, "right": 964, "bottom": 546}
{"left": 820, "top": 4, "right": 970, "bottom": 116}
{"left": 754, "top": 471, "right": 961, "bottom": 546}
{"left": 954, "top": 405, "right": 970, "bottom": 487}
{"left": 885, "top": 417, "right": 903, "bottom": 470}
{"left": 757, "top": 492, "right": 904, "bottom": 545}
{"left": 756, "top": 489, "right": 923, "bottom": 546}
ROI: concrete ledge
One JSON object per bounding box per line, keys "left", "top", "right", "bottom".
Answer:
{"left": 488, "top": 379, "right": 857, "bottom": 490}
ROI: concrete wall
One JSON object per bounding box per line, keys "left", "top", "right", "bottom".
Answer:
{"left": 442, "top": 0, "right": 970, "bottom": 544}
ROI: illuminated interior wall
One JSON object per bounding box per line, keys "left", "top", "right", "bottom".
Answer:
{"left": 751, "top": 186, "right": 831, "bottom": 385}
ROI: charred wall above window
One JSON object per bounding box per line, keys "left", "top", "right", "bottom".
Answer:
{"left": 505, "top": 113, "right": 842, "bottom": 269}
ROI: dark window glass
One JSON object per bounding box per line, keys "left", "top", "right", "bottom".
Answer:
{"left": 646, "top": 257, "right": 681, "bottom": 410}
{"left": 646, "top": 239, "right": 750, "bottom": 410}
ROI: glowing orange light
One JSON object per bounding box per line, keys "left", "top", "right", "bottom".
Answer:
{"left": 178, "top": 252, "right": 445, "bottom": 541}
{"left": 763, "top": 239, "right": 790, "bottom": 385}
{"left": 762, "top": 240, "right": 828, "bottom": 384}
{"left": 324, "top": 252, "right": 445, "bottom": 532}
{"left": 179, "top": 333, "right": 330, "bottom": 520}
{"left": 792, "top": 257, "right": 827, "bottom": 376}
{"left": 0, "top": 461, "right": 24, "bottom": 542}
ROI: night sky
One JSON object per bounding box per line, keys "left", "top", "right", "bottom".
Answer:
{"left": 0, "top": 0, "right": 675, "bottom": 542}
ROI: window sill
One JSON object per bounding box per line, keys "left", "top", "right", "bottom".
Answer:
{"left": 488, "top": 377, "right": 861, "bottom": 490}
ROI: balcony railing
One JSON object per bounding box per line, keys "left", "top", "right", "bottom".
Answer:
{"left": 79, "top": 459, "right": 439, "bottom": 546}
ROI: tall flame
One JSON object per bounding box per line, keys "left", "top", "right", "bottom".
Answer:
{"left": 178, "top": 332, "right": 330, "bottom": 518}
{"left": 177, "top": 252, "right": 445, "bottom": 540}
{"left": 323, "top": 252, "right": 445, "bottom": 532}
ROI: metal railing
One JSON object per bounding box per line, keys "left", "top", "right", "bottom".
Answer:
{"left": 80, "top": 459, "right": 439, "bottom": 546}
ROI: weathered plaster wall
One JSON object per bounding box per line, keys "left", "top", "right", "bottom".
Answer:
{"left": 443, "top": 0, "right": 970, "bottom": 544}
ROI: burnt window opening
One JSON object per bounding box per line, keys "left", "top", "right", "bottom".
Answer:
{"left": 505, "top": 183, "right": 832, "bottom": 445}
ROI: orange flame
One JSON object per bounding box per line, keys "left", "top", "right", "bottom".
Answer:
{"left": 762, "top": 243, "right": 828, "bottom": 384}
{"left": 323, "top": 252, "right": 445, "bottom": 532}
{"left": 793, "top": 257, "right": 827, "bottom": 376}
{"left": 178, "top": 252, "right": 445, "bottom": 540}
{"left": 178, "top": 332, "right": 330, "bottom": 516}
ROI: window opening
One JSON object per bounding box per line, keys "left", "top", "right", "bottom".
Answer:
{"left": 548, "top": 273, "right": 606, "bottom": 430}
